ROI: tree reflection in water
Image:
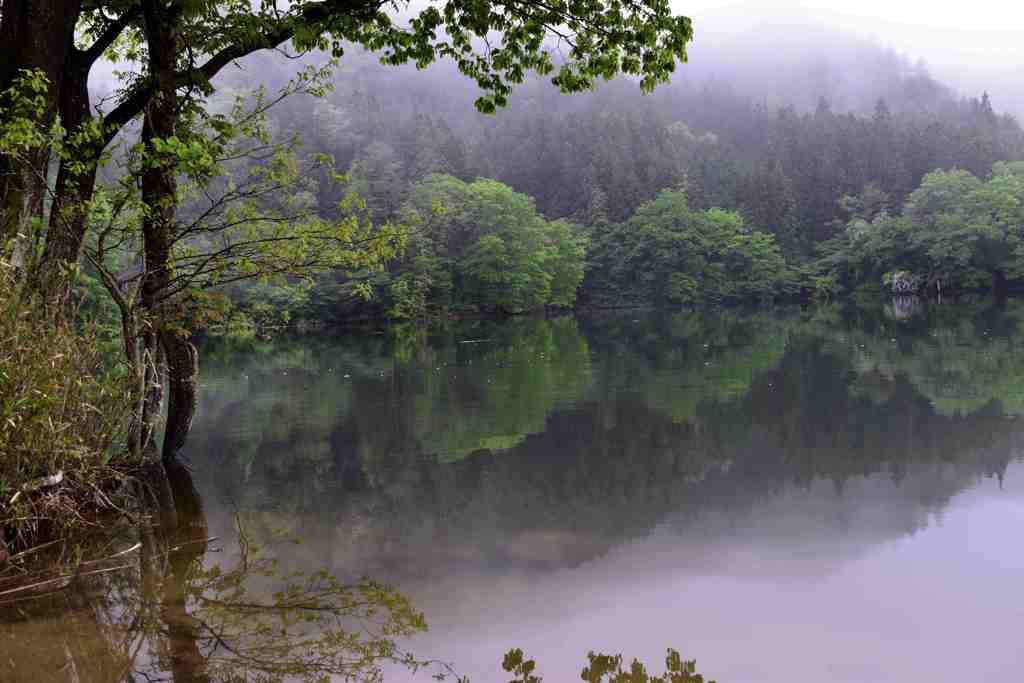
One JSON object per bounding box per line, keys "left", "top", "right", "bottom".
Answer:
{"left": 0, "top": 461, "right": 428, "bottom": 683}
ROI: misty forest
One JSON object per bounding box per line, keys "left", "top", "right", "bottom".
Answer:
{"left": 2, "top": 1, "right": 1024, "bottom": 682}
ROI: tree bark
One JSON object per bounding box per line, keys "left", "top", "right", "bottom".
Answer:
{"left": 31, "top": 49, "right": 100, "bottom": 308}
{"left": 136, "top": 0, "right": 200, "bottom": 462}
{"left": 161, "top": 330, "right": 199, "bottom": 462}
{"left": 0, "top": 0, "right": 81, "bottom": 262}
{"left": 138, "top": 0, "right": 183, "bottom": 455}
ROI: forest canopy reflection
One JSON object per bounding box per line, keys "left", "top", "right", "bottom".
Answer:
{"left": 190, "top": 304, "right": 1020, "bottom": 580}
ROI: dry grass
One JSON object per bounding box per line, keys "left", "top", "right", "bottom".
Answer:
{"left": 1, "top": 264, "right": 138, "bottom": 558}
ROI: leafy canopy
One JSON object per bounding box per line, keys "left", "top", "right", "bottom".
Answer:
{"left": 590, "top": 190, "right": 790, "bottom": 306}
{"left": 91, "top": 0, "right": 693, "bottom": 116}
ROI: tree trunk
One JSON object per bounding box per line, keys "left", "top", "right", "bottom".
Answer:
{"left": 138, "top": 0, "right": 183, "bottom": 456}
{"left": 992, "top": 269, "right": 1008, "bottom": 303}
{"left": 161, "top": 330, "right": 199, "bottom": 462}
{"left": 31, "top": 50, "right": 100, "bottom": 309}
{"left": 0, "top": 0, "right": 81, "bottom": 263}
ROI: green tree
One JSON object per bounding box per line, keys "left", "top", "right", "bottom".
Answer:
{"left": 903, "top": 166, "right": 1024, "bottom": 294}
{"left": 3, "top": 0, "right": 695, "bottom": 464}
{"left": 590, "top": 190, "right": 790, "bottom": 306}
{"left": 395, "top": 175, "right": 587, "bottom": 315}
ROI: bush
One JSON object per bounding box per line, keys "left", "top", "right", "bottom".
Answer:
{"left": 0, "top": 265, "right": 135, "bottom": 553}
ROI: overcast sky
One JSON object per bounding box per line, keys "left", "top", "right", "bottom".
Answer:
{"left": 680, "top": 1, "right": 1024, "bottom": 111}
{"left": 682, "top": 1, "right": 1024, "bottom": 59}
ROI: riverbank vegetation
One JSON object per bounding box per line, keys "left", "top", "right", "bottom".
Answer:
{"left": 0, "top": 266, "right": 136, "bottom": 554}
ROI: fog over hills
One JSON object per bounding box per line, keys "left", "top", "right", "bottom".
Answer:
{"left": 680, "top": 3, "right": 1024, "bottom": 117}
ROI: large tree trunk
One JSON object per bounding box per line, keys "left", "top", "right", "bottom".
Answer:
{"left": 0, "top": 0, "right": 81, "bottom": 263}
{"left": 31, "top": 50, "right": 100, "bottom": 308}
{"left": 139, "top": 0, "right": 199, "bottom": 460}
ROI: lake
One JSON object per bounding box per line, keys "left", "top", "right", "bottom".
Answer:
{"left": 4, "top": 302, "right": 1024, "bottom": 682}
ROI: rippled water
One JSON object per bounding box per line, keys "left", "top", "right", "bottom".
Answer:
{"left": 4, "top": 303, "right": 1024, "bottom": 682}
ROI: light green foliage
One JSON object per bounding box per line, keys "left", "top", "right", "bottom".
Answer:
{"left": 340, "top": 0, "right": 693, "bottom": 113}
{"left": 503, "top": 647, "right": 714, "bottom": 683}
{"left": 546, "top": 219, "right": 589, "bottom": 306}
{"left": 85, "top": 76, "right": 407, "bottom": 339}
{"left": 818, "top": 164, "right": 1024, "bottom": 293}
{"left": 0, "top": 69, "right": 108, "bottom": 261}
{"left": 387, "top": 175, "right": 588, "bottom": 316}
{"left": 589, "top": 190, "right": 790, "bottom": 306}
{"left": 815, "top": 210, "right": 912, "bottom": 295}
{"left": 0, "top": 70, "right": 52, "bottom": 157}
{"left": 93, "top": 0, "right": 691, "bottom": 115}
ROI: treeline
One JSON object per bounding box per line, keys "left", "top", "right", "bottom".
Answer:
{"left": 265, "top": 47, "right": 1024, "bottom": 237}
{"left": 208, "top": 47, "right": 1024, "bottom": 327}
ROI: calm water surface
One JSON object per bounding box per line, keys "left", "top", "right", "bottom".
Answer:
{"left": 5, "top": 303, "right": 1024, "bottom": 681}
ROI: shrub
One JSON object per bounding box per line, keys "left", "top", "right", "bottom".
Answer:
{"left": 0, "top": 265, "right": 135, "bottom": 553}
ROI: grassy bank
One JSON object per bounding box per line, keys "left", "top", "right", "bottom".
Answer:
{"left": 0, "top": 264, "right": 138, "bottom": 563}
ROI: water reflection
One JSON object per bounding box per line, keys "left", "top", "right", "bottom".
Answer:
{"left": 0, "top": 462, "right": 427, "bottom": 682}
{"left": 5, "top": 303, "right": 1024, "bottom": 682}
{"left": 191, "top": 307, "right": 1021, "bottom": 580}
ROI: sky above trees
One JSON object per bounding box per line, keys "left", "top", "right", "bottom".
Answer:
{"left": 679, "top": 2, "right": 1024, "bottom": 117}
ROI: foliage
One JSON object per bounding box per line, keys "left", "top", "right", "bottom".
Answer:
{"left": 503, "top": 646, "right": 713, "bottom": 683}
{"left": 817, "top": 163, "right": 1024, "bottom": 294}
{"left": 378, "top": 175, "right": 588, "bottom": 317}
{"left": 588, "top": 190, "right": 790, "bottom": 306}
{"left": 255, "top": 47, "right": 1024, "bottom": 276}
{"left": 0, "top": 69, "right": 52, "bottom": 163}
{"left": 82, "top": 74, "right": 408, "bottom": 337}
